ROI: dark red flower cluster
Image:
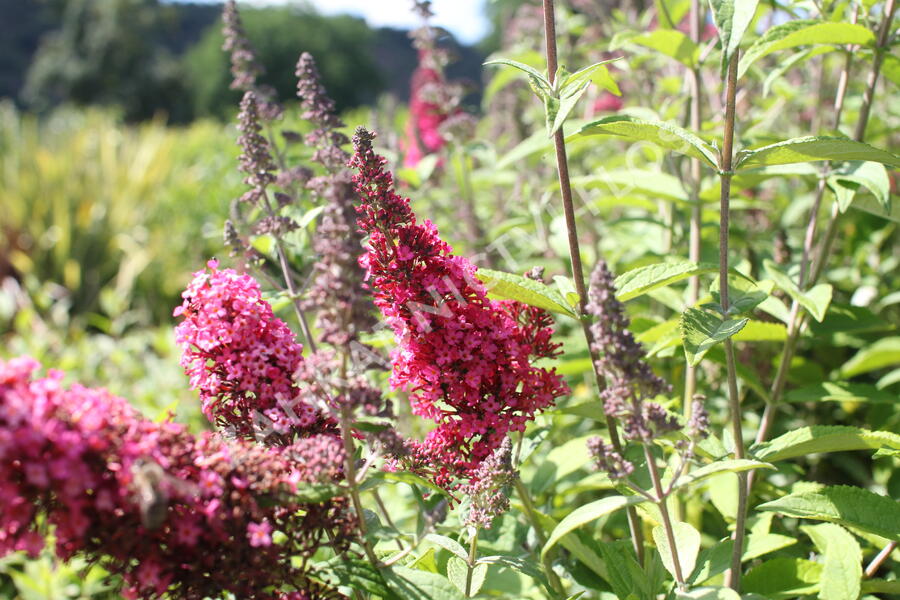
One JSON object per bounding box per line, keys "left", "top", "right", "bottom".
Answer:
{"left": 350, "top": 128, "right": 568, "bottom": 484}
{"left": 0, "top": 357, "right": 353, "bottom": 599}
{"left": 174, "top": 260, "right": 334, "bottom": 442}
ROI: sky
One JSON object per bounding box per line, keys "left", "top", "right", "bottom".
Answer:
{"left": 234, "top": 0, "right": 490, "bottom": 44}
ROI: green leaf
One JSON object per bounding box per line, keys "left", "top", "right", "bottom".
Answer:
{"left": 542, "top": 495, "right": 646, "bottom": 561}
{"left": 561, "top": 59, "right": 622, "bottom": 96}
{"left": 863, "top": 580, "right": 900, "bottom": 594}
{"left": 708, "top": 0, "right": 760, "bottom": 63}
{"left": 828, "top": 161, "right": 891, "bottom": 212}
{"left": 616, "top": 260, "right": 719, "bottom": 301}
{"left": 483, "top": 58, "right": 551, "bottom": 90}
{"left": 652, "top": 521, "right": 701, "bottom": 581}
{"left": 840, "top": 337, "right": 900, "bottom": 378}
{"left": 763, "top": 260, "right": 833, "bottom": 322}
{"left": 676, "top": 587, "right": 741, "bottom": 600}
{"left": 293, "top": 482, "right": 344, "bottom": 503}
{"left": 475, "top": 555, "right": 552, "bottom": 592}
{"left": 738, "top": 20, "right": 876, "bottom": 77}
{"left": 632, "top": 29, "right": 700, "bottom": 66}
{"left": 681, "top": 308, "right": 749, "bottom": 366}
{"left": 477, "top": 268, "right": 576, "bottom": 317}
{"left": 751, "top": 425, "right": 900, "bottom": 462}
{"left": 689, "top": 539, "right": 734, "bottom": 584}
{"left": 800, "top": 523, "right": 862, "bottom": 600}
{"left": 425, "top": 534, "right": 469, "bottom": 561}
{"left": 553, "top": 275, "right": 580, "bottom": 308}
{"left": 737, "top": 137, "right": 900, "bottom": 169}
{"left": 571, "top": 168, "right": 690, "bottom": 203}
{"left": 316, "top": 556, "right": 395, "bottom": 598}
{"left": 757, "top": 485, "right": 900, "bottom": 541}
{"left": 785, "top": 381, "right": 897, "bottom": 404}
{"left": 742, "top": 532, "right": 797, "bottom": 561}
{"left": 732, "top": 320, "right": 786, "bottom": 342}
{"left": 742, "top": 558, "right": 823, "bottom": 598}
{"left": 385, "top": 566, "right": 467, "bottom": 600}
{"left": 370, "top": 471, "right": 452, "bottom": 499}
{"left": 446, "top": 556, "right": 486, "bottom": 597}
{"left": 575, "top": 116, "right": 719, "bottom": 166}
{"left": 674, "top": 459, "right": 775, "bottom": 491}
{"left": 710, "top": 276, "right": 773, "bottom": 315}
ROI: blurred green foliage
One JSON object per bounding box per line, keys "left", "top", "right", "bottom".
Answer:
{"left": 0, "top": 102, "right": 240, "bottom": 325}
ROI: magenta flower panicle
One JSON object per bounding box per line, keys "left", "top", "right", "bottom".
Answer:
{"left": 0, "top": 357, "right": 353, "bottom": 599}
{"left": 174, "top": 259, "right": 334, "bottom": 442}
{"left": 350, "top": 128, "right": 568, "bottom": 485}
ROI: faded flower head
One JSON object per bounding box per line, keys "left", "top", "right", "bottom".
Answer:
{"left": 350, "top": 128, "right": 568, "bottom": 485}
{"left": 587, "top": 436, "right": 634, "bottom": 480}
{"left": 0, "top": 358, "right": 354, "bottom": 599}
{"left": 174, "top": 260, "right": 334, "bottom": 442}
{"left": 587, "top": 261, "right": 676, "bottom": 443}
{"left": 237, "top": 91, "right": 277, "bottom": 200}
{"left": 462, "top": 437, "right": 517, "bottom": 530}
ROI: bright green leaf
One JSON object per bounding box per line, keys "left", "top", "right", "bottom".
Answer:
{"left": 784, "top": 382, "right": 897, "bottom": 404}
{"left": 751, "top": 425, "right": 900, "bottom": 462}
{"left": 840, "top": 337, "right": 900, "bottom": 378}
{"left": 732, "top": 320, "right": 786, "bottom": 342}
{"left": 542, "top": 496, "right": 646, "bottom": 561}
{"left": 763, "top": 260, "right": 833, "bottom": 322}
{"left": 385, "top": 566, "right": 467, "bottom": 600}
{"left": 801, "top": 523, "right": 862, "bottom": 600}
{"left": 681, "top": 308, "right": 749, "bottom": 365}
{"left": 632, "top": 29, "right": 700, "bottom": 66}
{"left": 674, "top": 459, "right": 775, "bottom": 491}
{"left": 446, "top": 556, "right": 486, "bottom": 597}
{"left": 575, "top": 116, "right": 719, "bottom": 166}
{"left": 739, "top": 20, "right": 876, "bottom": 77}
{"left": 708, "top": 0, "right": 760, "bottom": 63}
{"left": 477, "top": 268, "right": 576, "bottom": 317}
{"left": 676, "top": 586, "right": 741, "bottom": 600}
{"left": 425, "top": 534, "right": 469, "bottom": 561}
{"left": 737, "top": 137, "right": 900, "bottom": 169}
{"left": 757, "top": 485, "right": 900, "bottom": 541}
{"left": 828, "top": 161, "right": 891, "bottom": 212}
{"left": 653, "top": 521, "right": 701, "bottom": 581}
{"left": 616, "top": 261, "right": 719, "bottom": 301}
{"left": 743, "top": 532, "right": 797, "bottom": 561}
{"left": 742, "top": 558, "right": 822, "bottom": 598}
{"left": 572, "top": 169, "right": 690, "bottom": 203}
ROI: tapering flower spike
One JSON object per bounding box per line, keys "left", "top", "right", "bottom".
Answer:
{"left": 349, "top": 128, "right": 568, "bottom": 484}
{"left": 174, "top": 260, "right": 333, "bottom": 442}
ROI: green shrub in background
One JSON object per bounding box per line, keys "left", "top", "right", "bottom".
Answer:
{"left": 0, "top": 102, "right": 240, "bottom": 327}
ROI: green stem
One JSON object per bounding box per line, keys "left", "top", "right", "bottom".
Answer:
{"left": 717, "top": 51, "right": 748, "bottom": 592}
{"left": 465, "top": 529, "right": 479, "bottom": 597}
{"left": 541, "top": 0, "right": 645, "bottom": 564}
{"left": 339, "top": 408, "right": 379, "bottom": 566}
{"left": 683, "top": 0, "right": 704, "bottom": 419}
{"left": 513, "top": 477, "right": 565, "bottom": 595}
{"left": 644, "top": 446, "right": 686, "bottom": 589}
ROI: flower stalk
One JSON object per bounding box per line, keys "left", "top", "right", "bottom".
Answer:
{"left": 717, "top": 50, "right": 748, "bottom": 592}
{"left": 541, "top": 0, "right": 645, "bottom": 563}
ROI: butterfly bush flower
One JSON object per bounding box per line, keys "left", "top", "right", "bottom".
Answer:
{"left": 174, "top": 259, "right": 333, "bottom": 442}
{"left": 350, "top": 128, "right": 568, "bottom": 484}
{"left": 0, "top": 358, "right": 353, "bottom": 600}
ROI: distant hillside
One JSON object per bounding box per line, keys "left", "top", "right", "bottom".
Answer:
{"left": 0, "top": 0, "right": 484, "bottom": 118}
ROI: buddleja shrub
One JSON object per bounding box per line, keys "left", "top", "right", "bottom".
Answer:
{"left": 2, "top": 0, "right": 899, "bottom": 598}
